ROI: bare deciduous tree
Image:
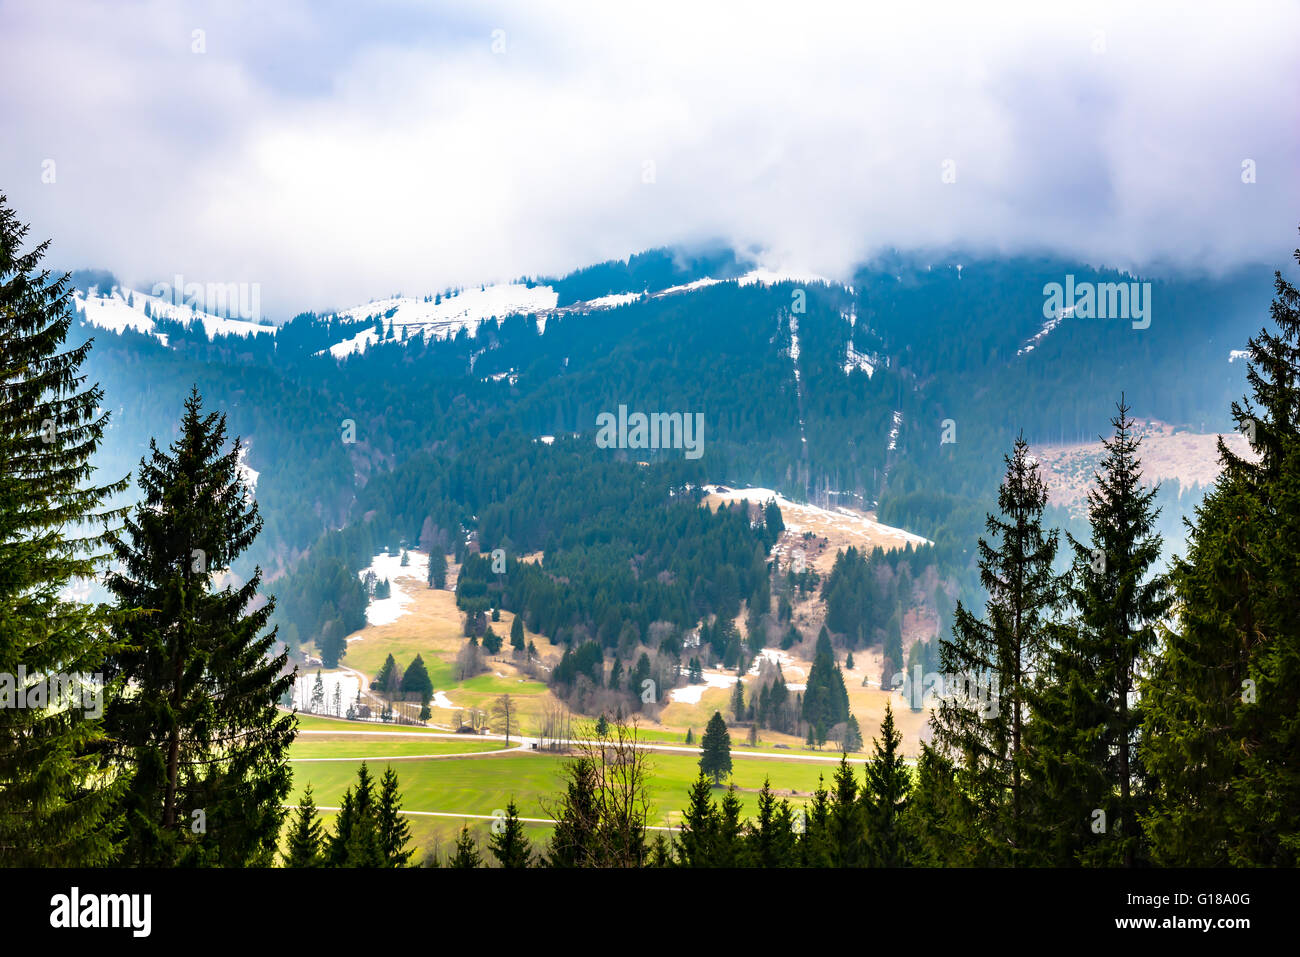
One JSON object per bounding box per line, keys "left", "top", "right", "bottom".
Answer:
{"left": 491, "top": 693, "right": 517, "bottom": 744}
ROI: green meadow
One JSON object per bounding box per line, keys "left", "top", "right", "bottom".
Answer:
{"left": 288, "top": 744, "right": 845, "bottom": 852}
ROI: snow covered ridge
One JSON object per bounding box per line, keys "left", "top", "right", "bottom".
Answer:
{"left": 73, "top": 286, "right": 276, "bottom": 344}
{"left": 74, "top": 265, "right": 849, "bottom": 358}
{"left": 327, "top": 283, "right": 560, "bottom": 358}
{"left": 323, "top": 268, "right": 848, "bottom": 358}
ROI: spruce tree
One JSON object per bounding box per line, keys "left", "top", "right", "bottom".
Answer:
{"left": 449, "top": 823, "right": 482, "bottom": 868}
{"left": 1142, "top": 235, "right": 1300, "bottom": 865}
{"left": 827, "top": 755, "right": 865, "bottom": 867}
{"left": 798, "top": 774, "right": 833, "bottom": 867}
{"left": 676, "top": 771, "right": 719, "bottom": 866}
{"left": 329, "top": 762, "right": 382, "bottom": 867}
{"left": 0, "top": 196, "right": 130, "bottom": 865}
{"left": 376, "top": 766, "right": 413, "bottom": 867}
{"left": 373, "top": 653, "right": 398, "bottom": 692}
{"left": 547, "top": 756, "right": 600, "bottom": 867}
{"left": 510, "top": 613, "right": 525, "bottom": 652}
{"left": 745, "top": 777, "right": 798, "bottom": 867}
{"left": 730, "top": 678, "right": 745, "bottom": 721}
{"left": 284, "top": 785, "right": 324, "bottom": 867}
{"left": 699, "top": 710, "right": 732, "bottom": 785}
{"left": 930, "top": 435, "right": 1061, "bottom": 864}
{"left": 715, "top": 785, "right": 745, "bottom": 867}
{"left": 1026, "top": 399, "right": 1169, "bottom": 867}
{"left": 905, "top": 746, "right": 976, "bottom": 866}
{"left": 648, "top": 832, "right": 673, "bottom": 868}
{"left": 103, "top": 388, "right": 295, "bottom": 866}
{"left": 802, "top": 627, "right": 850, "bottom": 731}
{"left": 401, "top": 654, "right": 433, "bottom": 702}
{"left": 488, "top": 799, "right": 533, "bottom": 867}
{"left": 326, "top": 786, "right": 358, "bottom": 867}
{"left": 862, "top": 701, "right": 911, "bottom": 866}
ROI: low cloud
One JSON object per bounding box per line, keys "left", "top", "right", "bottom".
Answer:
{"left": 2, "top": 0, "right": 1297, "bottom": 318}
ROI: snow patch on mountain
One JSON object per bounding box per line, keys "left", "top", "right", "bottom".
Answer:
{"left": 668, "top": 669, "right": 736, "bottom": 704}
{"left": 887, "top": 410, "right": 903, "bottom": 452}
{"left": 585, "top": 292, "right": 642, "bottom": 309}
{"left": 357, "top": 550, "right": 430, "bottom": 627}
{"left": 74, "top": 287, "right": 275, "bottom": 343}
{"left": 736, "top": 267, "right": 832, "bottom": 288}
{"left": 1018, "top": 305, "right": 1074, "bottom": 356}
{"left": 704, "top": 485, "right": 932, "bottom": 550}
{"left": 328, "top": 283, "right": 559, "bottom": 358}
{"left": 236, "top": 443, "right": 259, "bottom": 502}
{"left": 844, "top": 345, "right": 875, "bottom": 377}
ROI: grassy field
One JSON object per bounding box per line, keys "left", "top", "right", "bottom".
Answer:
{"left": 293, "top": 713, "right": 454, "bottom": 734}
{"left": 290, "top": 748, "right": 843, "bottom": 836}
{"left": 290, "top": 735, "right": 511, "bottom": 760}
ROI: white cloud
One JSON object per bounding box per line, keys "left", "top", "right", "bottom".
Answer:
{"left": 2, "top": 0, "right": 1297, "bottom": 319}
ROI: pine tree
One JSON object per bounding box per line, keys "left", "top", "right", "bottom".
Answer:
{"left": 284, "top": 785, "right": 324, "bottom": 867}
{"left": 103, "top": 388, "right": 295, "bottom": 866}
{"left": 930, "top": 435, "right": 1061, "bottom": 864}
{"left": 1026, "top": 399, "right": 1170, "bottom": 867}
{"left": 0, "top": 196, "right": 130, "bottom": 866}
{"left": 510, "top": 614, "right": 525, "bottom": 652}
{"left": 449, "top": 823, "right": 482, "bottom": 868}
{"left": 488, "top": 799, "right": 533, "bottom": 867}
{"left": 376, "top": 766, "right": 413, "bottom": 867}
{"left": 699, "top": 711, "right": 732, "bottom": 785}
{"left": 863, "top": 701, "right": 911, "bottom": 866}
{"left": 1142, "top": 235, "right": 1300, "bottom": 866}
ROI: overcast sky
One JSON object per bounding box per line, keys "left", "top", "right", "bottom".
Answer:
{"left": 2, "top": 0, "right": 1298, "bottom": 318}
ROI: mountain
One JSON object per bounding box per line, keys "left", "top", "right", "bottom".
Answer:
{"left": 68, "top": 244, "right": 1278, "bottom": 659}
